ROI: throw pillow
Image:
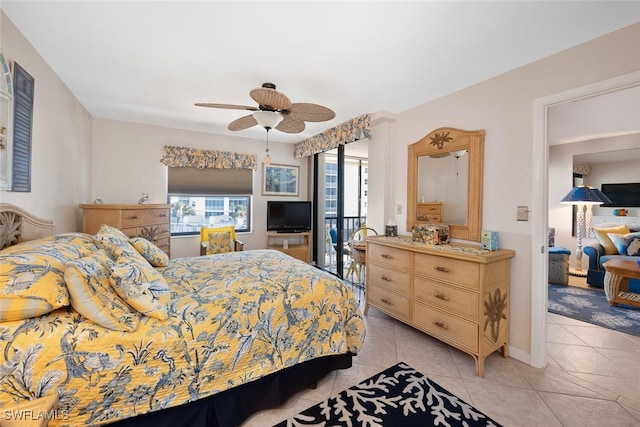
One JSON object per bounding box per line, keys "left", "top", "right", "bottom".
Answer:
{"left": 109, "top": 254, "right": 171, "bottom": 320}
{"left": 207, "top": 231, "right": 232, "bottom": 254}
{"left": 593, "top": 225, "right": 630, "bottom": 255}
{"left": 64, "top": 250, "right": 140, "bottom": 332}
{"left": 94, "top": 224, "right": 138, "bottom": 259}
{"left": 129, "top": 236, "right": 169, "bottom": 267}
{"left": 608, "top": 232, "right": 640, "bottom": 256}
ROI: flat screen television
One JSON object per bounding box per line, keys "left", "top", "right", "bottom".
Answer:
{"left": 600, "top": 183, "right": 640, "bottom": 207}
{"left": 267, "top": 201, "right": 312, "bottom": 232}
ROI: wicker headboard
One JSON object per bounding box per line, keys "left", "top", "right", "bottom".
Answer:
{"left": 0, "top": 203, "right": 55, "bottom": 249}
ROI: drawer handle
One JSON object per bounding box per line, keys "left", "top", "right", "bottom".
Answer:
{"left": 127, "top": 215, "right": 138, "bottom": 220}
{"left": 158, "top": 213, "right": 166, "bottom": 217}
{"left": 381, "top": 254, "right": 393, "bottom": 259}
{"left": 434, "top": 293, "right": 449, "bottom": 301}
{"left": 380, "top": 298, "right": 392, "bottom": 305}
{"left": 434, "top": 321, "right": 448, "bottom": 330}
{"left": 434, "top": 266, "right": 450, "bottom": 273}
{"left": 381, "top": 276, "right": 392, "bottom": 282}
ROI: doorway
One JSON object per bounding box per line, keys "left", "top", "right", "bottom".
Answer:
{"left": 531, "top": 71, "right": 640, "bottom": 369}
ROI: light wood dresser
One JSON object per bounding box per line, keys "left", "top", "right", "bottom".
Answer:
{"left": 416, "top": 202, "right": 442, "bottom": 223}
{"left": 364, "top": 236, "right": 515, "bottom": 376}
{"left": 80, "top": 204, "right": 171, "bottom": 257}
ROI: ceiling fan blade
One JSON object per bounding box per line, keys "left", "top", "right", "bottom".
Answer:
{"left": 250, "top": 86, "right": 292, "bottom": 111}
{"left": 287, "top": 103, "right": 336, "bottom": 122}
{"left": 195, "top": 103, "right": 259, "bottom": 111}
{"left": 228, "top": 114, "right": 258, "bottom": 131}
{"left": 276, "top": 116, "right": 306, "bottom": 133}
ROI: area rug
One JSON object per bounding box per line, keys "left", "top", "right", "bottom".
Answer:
{"left": 548, "top": 284, "right": 640, "bottom": 336}
{"left": 274, "top": 362, "right": 502, "bottom": 426}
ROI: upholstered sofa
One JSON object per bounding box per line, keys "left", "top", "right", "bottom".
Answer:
{"left": 583, "top": 223, "right": 640, "bottom": 292}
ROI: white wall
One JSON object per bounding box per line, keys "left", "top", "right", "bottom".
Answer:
{"left": 91, "top": 119, "right": 309, "bottom": 258}
{"left": 0, "top": 12, "right": 92, "bottom": 232}
{"left": 369, "top": 22, "right": 640, "bottom": 359}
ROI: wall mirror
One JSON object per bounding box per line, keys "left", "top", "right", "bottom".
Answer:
{"left": 407, "top": 127, "right": 484, "bottom": 241}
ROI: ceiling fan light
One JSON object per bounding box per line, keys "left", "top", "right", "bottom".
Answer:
{"left": 253, "top": 111, "right": 283, "bottom": 130}
{"left": 452, "top": 149, "right": 467, "bottom": 158}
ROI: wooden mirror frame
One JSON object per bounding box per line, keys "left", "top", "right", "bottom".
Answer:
{"left": 407, "top": 127, "right": 484, "bottom": 241}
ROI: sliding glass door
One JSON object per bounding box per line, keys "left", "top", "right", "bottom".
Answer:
{"left": 314, "top": 141, "right": 368, "bottom": 280}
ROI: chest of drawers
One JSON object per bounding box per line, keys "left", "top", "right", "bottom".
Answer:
{"left": 365, "top": 236, "right": 515, "bottom": 377}
{"left": 80, "top": 204, "right": 171, "bottom": 257}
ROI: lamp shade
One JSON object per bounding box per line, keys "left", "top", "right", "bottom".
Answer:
{"left": 253, "top": 111, "right": 283, "bottom": 129}
{"left": 560, "top": 186, "right": 603, "bottom": 205}
{"left": 590, "top": 187, "right": 613, "bottom": 205}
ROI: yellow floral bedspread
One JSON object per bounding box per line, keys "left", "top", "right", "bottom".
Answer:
{"left": 0, "top": 249, "right": 365, "bottom": 426}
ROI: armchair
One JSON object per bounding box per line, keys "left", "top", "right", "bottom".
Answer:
{"left": 199, "top": 226, "right": 244, "bottom": 255}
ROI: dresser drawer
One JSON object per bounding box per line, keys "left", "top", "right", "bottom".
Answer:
{"left": 412, "top": 303, "right": 478, "bottom": 351}
{"left": 154, "top": 237, "right": 171, "bottom": 254}
{"left": 367, "top": 244, "right": 411, "bottom": 270}
{"left": 414, "top": 253, "right": 479, "bottom": 289}
{"left": 367, "top": 263, "right": 410, "bottom": 296}
{"left": 413, "top": 276, "right": 478, "bottom": 320}
{"left": 120, "top": 208, "right": 170, "bottom": 227}
{"left": 367, "top": 285, "right": 410, "bottom": 320}
{"left": 121, "top": 224, "right": 170, "bottom": 241}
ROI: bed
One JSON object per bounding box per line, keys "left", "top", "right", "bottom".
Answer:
{"left": 0, "top": 204, "right": 366, "bottom": 426}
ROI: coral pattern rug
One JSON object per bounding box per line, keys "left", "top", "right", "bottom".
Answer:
{"left": 274, "top": 362, "right": 502, "bottom": 426}
{"left": 548, "top": 284, "right": 640, "bottom": 336}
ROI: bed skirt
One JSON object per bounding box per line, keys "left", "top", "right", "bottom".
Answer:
{"left": 108, "top": 353, "right": 354, "bottom": 427}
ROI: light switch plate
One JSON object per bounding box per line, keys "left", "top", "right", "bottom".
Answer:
{"left": 517, "top": 206, "right": 529, "bottom": 221}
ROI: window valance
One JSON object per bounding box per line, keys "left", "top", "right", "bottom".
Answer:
{"left": 573, "top": 162, "right": 591, "bottom": 176}
{"left": 160, "top": 145, "right": 257, "bottom": 170}
{"left": 293, "top": 114, "right": 371, "bottom": 159}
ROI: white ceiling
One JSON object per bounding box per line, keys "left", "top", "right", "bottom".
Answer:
{"left": 2, "top": 1, "right": 639, "bottom": 144}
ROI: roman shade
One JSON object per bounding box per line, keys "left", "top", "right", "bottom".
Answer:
{"left": 168, "top": 167, "right": 252, "bottom": 195}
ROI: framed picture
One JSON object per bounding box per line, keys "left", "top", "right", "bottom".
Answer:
{"left": 263, "top": 164, "right": 299, "bottom": 196}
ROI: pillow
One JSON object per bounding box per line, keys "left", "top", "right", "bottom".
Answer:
{"left": 593, "top": 225, "right": 630, "bottom": 255}
{"left": 64, "top": 250, "right": 140, "bottom": 331}
{"left": 608, "top": 232, "right": 640, "bottom": 256}
{"left": 94, "top": 224, "right": 138, "bottom": 259}
{"left": 0, "top": 295, "right": 55, "bottom": 322}
{"left": 0, "top": 393, "right": 59, "bottom": 427}
{"left": 129, "top": 237, "right": 169, "bottom": 267}
{"left": 207, "top": 231, "right": 232, "bottom": 255}
{"left": 109, "top": 254, "right": 171, "bottom": 320}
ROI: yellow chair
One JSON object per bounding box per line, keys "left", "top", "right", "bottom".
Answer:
{"left": 199, "top": 226, "right": 244, "bottom": 255}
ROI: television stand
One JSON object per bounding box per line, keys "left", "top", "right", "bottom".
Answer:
{"left": 266, "top": 231, "right": 310, "bottom": 263}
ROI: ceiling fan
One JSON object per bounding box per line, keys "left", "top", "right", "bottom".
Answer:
{"left": 195, "top": 83, "right": 335, "bottom": 134}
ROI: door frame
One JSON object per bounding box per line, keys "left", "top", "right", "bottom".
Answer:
{"left": 530, "top": 70, "right": 640, "bottom": 368}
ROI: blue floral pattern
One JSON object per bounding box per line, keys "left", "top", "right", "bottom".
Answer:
{"left": 0, "top": 248, "right": 365, "bottom": 426}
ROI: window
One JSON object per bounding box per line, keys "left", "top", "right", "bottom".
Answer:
{"left": 168, "top": 195, "right": 250, "bottom": 235}
{"left": 167, "top": 166, "right": 253, "bottom": 235}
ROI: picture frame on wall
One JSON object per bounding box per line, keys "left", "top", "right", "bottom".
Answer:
{"left": 262, "top": 164, "right": 299, "bottom": 196}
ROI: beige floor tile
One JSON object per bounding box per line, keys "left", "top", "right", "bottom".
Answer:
{"left": 563, "top": 324, "right": 640, "bottom": 351}
{"left": 547, "top": 342, "right": 630, "bottom": 378}
{"left": 547, "top": 322, "right": 591, "bottom": 345}
{"left": 538, "top": 391, "right": 640, "bottom": 427}
{"left": 350, "top": 331, "right": 397, "bottom": 368}
{"left": 515, "top": 362, "right": 619, "bottom": 400}
{"left": 465, "top": 381, "right": 562, "bottom": 426}
{"left": 570, "top": 371, "right": 640, "bottom": 405}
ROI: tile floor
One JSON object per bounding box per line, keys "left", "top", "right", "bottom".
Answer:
{"left": 242, "top": 292, "right": 640, "bottom": 426}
